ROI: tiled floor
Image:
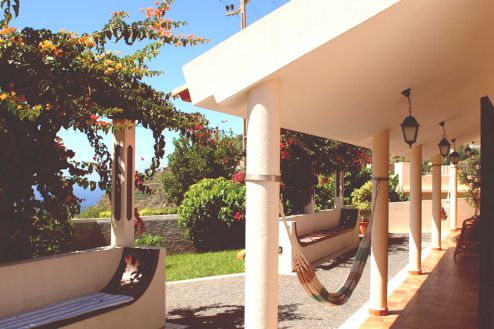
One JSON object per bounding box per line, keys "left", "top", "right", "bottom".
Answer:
{"left": 360, "top": 233, "right": 479, "bottom": 329}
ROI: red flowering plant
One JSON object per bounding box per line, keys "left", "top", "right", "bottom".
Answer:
{"left": 231, "top": 171, "right": 245, "bottom": 184}
{"left": 280, "top": 129, "right": 371, "bottom": 215}
{"left": 0, "top": 0, "right": 209, "bottom": 261}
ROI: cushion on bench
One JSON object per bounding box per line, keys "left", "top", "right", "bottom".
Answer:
{"left": 0, "top": 292, "right": 133, "bottom": 329}
{"left": 298, "top": 226, "right": 352, "bottom": 247}
{"left": 296, "top": 208, "right": 358, "bottom": 247}
{"left": 338, "top": 208, "right": 358, "bottom": 229}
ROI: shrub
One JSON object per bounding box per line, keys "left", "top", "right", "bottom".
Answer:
{"left": 98, "top": 210, "right": 112, "bottom": 218}
{"left": 351, "top": 181, "right": 373, "bottom": 221}
{"left": 138, "top": 207, "right": 177, "bottom": 216}
{"left": 135, "top": 234, "right": 164, "bottom": 247}
{"left": 178, "top": 178, "right": 245, "bottom": 251}
{"left": 389, "top": 174, "right": 409, "bottom": 202}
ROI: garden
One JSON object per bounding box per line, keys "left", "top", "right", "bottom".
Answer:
{"left": 0, "top": 0, "right": 406, "bottom": 281}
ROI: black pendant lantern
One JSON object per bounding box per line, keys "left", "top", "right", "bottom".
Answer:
{"left": 466, "top": 141, "right": 476, "bottom": 160}
{"left": 438, "top": 121, "right": 450, "bottom": 158}
{"left": 449, "top": 138, "right": 460, "bottom": 165}
{"left": 400, "top": 88, "right": 420, "bottom": 148}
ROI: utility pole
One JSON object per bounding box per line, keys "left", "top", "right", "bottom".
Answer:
{"left": 226, "top": 0, "right": 249, "bottom": 165}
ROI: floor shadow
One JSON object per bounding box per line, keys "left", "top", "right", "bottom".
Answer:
{"left": 315, "top": 234, "right": 414, "bottom": 271}
{"left": 386, "top": 247, "right": 480, "bottom": 328}
{"left": 388, "top": 234, "right": 409, "bottom": 254}
{"left": 167, "top": 303, "right": 317, "bottom": 329}
{"left": 315, "top": 248, "right": 357, "bottom": 271}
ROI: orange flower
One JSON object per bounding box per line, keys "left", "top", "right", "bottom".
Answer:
{"left": 187, "top": 34, "right": 194, "bottom": 40}
{"left": 39, "top": 40, "right": 57, "bottom": 52}
{"left": 0, "top": 26, "right": 16, "bottom": 35}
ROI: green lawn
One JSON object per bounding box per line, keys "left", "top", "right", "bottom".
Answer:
{"left": 166, "top": 249, "right": 245, "bottom": 282}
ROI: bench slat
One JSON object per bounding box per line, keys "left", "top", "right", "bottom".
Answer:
{"left": 0, "top": 292, "right": 133, "bottom": 329}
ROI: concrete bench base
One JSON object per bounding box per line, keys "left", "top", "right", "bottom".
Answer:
{"left": 278, "top": 208, "right": 359, "bottom": 274}
{"left": 0, "top": 247, "right": 166, "bottom": 329}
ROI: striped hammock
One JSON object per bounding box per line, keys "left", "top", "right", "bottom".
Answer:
{"left": 279, "top": 180, "right": 381, "bottom": 305}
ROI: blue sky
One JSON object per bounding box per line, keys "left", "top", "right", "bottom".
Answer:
{"left": 11, "top": 0, "right": 289, "bottom": 171}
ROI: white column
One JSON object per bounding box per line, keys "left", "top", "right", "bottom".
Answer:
{"left": 304, "top": 195, "right": 315, "bottom": 214}
{"left": 431, "top": 155, "right": 442, "bottom": 251}
{"left": 111, "top": 119, "right": 136, "bottom": 246}
{"left": 245, "top": 79, "right": 280, "bottom": 329}
{"left": 449, "top": 164, "right": 458, "bottom": 230}
{"left": 369, "top": 130, "right": 389, "bottom": 316}
{"left": 409, "top": 145, "right": 422, "bottom": 275}
{"left": 334, "top": 170, "right": 344, "bottom": 208}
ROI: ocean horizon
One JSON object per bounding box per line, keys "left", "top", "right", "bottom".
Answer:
{"left": 74, "top": 185, "right": 105, "bottom": 210}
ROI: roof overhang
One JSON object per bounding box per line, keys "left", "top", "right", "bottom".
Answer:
{"left": 181, "top": 0, "right": 494, "bottom": 159}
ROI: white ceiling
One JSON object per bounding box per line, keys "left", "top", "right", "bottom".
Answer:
{"left": 182, "top": 0, "right": 494, "bottom": 159}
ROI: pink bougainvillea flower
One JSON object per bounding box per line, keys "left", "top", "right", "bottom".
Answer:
{"left": 233, "top": 211, "right": 243, "bottom": 222}
{"left": 232, "top": 171, "right": 245, "bottom": 184}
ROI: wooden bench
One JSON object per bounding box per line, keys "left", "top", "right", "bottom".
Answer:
{"left": 0, "top": 246, "right": 165, "bottom": 329}
{"left": 278, "top": 208, "right": 360, "bottom": 274}
{"left": 454, "top": 216, "right": 480, "bottom": 260}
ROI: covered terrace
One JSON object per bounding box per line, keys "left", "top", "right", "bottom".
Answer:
{"left": 176, "top": 0, "right": 494, "bottom": 328}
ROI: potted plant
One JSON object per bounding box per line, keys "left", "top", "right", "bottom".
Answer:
{"left": 351, "top": 181, "right": 372, "bottom": 235}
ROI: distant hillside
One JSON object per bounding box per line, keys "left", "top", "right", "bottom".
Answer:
{"left": 77, "top": 169, "right": 174, "bottom": 218}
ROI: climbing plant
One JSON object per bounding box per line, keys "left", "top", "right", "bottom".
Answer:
{"left": 0, "top": 0, "right": 209, "bottom": 261}
{"left": 280, "top": 129, "right": 371, "bottom": 214}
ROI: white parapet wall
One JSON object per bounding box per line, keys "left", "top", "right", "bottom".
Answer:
{"left": 394, "top": 162, "right": 467, "bottom": 195}
{"left": 389, "top": 198, "right": 475, "bottom": 234}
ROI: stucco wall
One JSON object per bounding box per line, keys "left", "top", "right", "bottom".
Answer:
{"left": 389, "top": 198, "right": 475, "bottom": 233}
{"left": 70, "top": 215, "right": 195, "bottom": 254}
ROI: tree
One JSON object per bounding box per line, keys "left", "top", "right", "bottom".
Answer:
{"left": 280, "top": 129, "right": 371, "bottom": 214}
{"left": 162, "top": 129, "right": 242, "bottom": 204}
{"left": 0, "top": 0, "right": 210, "bottom": 261}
